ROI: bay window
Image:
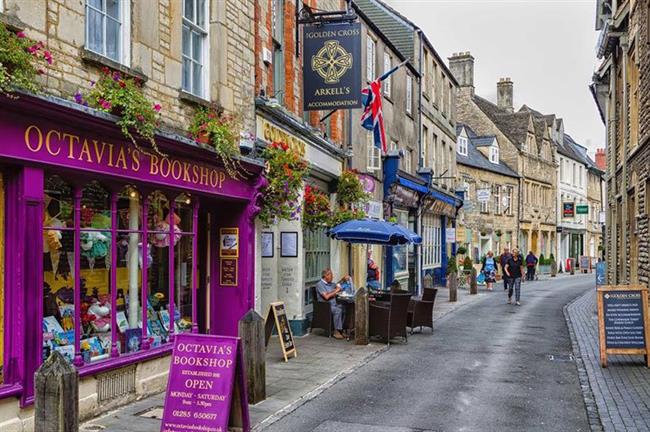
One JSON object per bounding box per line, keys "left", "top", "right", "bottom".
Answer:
{"left": 42, "top": 175, "right": 197, "bottom": 366}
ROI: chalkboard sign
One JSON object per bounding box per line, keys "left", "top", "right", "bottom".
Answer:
{"left": 264, "top": 302, "right": 297, "bottom": 362}
{"left": 579, "top": 256, "right": 590, "bottom": 273}
{"left": 597, "top": 286, "right": 650, "bottom": 368}
{"left": 160, "top": 333, "right": 250, "bottom": 432}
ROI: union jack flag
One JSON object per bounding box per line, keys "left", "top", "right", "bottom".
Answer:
{"left": 361, "top": 59, "right": 409, "bottom": 154}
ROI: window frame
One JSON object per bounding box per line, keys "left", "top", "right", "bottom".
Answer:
{"left": 41, "top": 176, "right": 199, "bottom": 370}
{"left": 383, "top": 52, "right": 392, "bottom": 97}
{"left": 366, "top": 133, "right": 381, "bottom": 172}
{"left": 457, "top": 135, "right": 468, "bottom": 156}
{"left": 489, "top": 145, "right": 499, "bottom": 164}
{"left": 85, "top": 0, "right": 131, "bottom": 66}
{"left": 304, "top": 226, "right": 331, "bottom": 285}
{"left": 406, "top": 74, "right": 413, "bottom": 115}
{"left": 182, "top": 0, "right": 210, "bottom": 99}
{"left": 366, "top": 36, "right": 376, "bottom": 82}
{"left": 404, "top": 147, "right": 412, "bottom": 173}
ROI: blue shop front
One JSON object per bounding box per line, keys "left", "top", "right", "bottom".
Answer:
{"left": 382, "top": 153, "right": 461, "bottom": 293}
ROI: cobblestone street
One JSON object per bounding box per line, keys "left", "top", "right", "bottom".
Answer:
{"left": 566, "top": 288, "right": 650, "bottom": 431}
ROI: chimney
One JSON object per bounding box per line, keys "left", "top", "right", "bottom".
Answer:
{"left": 448, "top": 51, "right": 474, "bottom": 94}
{"left": 595, "top": 148, "right": 606, "bottom": 171}
{"left": 497, "top": 78, "right": 513, "bottom": 113}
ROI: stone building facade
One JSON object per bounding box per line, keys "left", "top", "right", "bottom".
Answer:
{"left": 455, "top": 124, "right": 520, "bottom": 262}
{"left": 450, "top": 52, "right": 558, "bottom": 258}
{"left": 0, "top": 0, "right": 261, "bottom": 429}
{"left": 592, "top": 0, "right": 648, "bottom": 285}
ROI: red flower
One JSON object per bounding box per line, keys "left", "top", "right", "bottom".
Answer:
{"left": 137, "top": 114, "right": 145, "bottom": 122}
{"left": 37, "top": 69, "right": 45, "bottom": 75}
{"left": 102, "top": 66, "right": 110, "bottom": 75}
{"left": 119, "top": 80, "right": 126, "bottom": 88}
{"left": 16, "top": 31, "right": 26, "bottom": 39}
{"left": 281, "top": 142, "right": 289, "bottom": 151}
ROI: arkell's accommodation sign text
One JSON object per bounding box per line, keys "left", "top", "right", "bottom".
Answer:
{"left": 303, "top": 22, "right": 362, "bottom": 111}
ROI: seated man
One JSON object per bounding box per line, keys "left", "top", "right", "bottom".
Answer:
{"left": 316, "top": 268, "right": 345, "bottom": 340}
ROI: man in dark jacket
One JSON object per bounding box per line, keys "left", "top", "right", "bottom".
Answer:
{"left": 525, "top": 251, "right": 538, "bottom": 281}
{"left": 500, "top": 248, "right": 512, "bottom": 291}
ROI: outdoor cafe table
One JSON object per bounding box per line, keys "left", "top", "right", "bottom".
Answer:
{"left": 336, "top": 294, "right": 356, "bottom": 336}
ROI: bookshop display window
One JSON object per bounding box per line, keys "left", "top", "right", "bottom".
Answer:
{"left": 42, "top": 175, "right": 196, "bottom": 366}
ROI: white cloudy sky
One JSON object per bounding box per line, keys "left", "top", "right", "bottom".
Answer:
{"left": 384, "top": 0, "right": 604, "bottom": 156}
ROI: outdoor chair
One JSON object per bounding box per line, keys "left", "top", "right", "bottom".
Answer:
{"left": 310, "top": 286, "right": 332, "bottom": 337}
{"left": 407, "top": 287, "right": 438, "bottom": 334}
{"left": 369, "top": 293, "right": 411, "bottom": 344}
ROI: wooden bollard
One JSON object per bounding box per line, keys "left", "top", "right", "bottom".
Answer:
{"left": 449, "top": 272, "right": 458, "bottom": 302}
{"left": 35, "top": 351, "right": 79, "bottom": 432}
{"left": 238, "top": 309, "right": 266, "bottom": 404}
{"left": 550, "top": 260, "right": 557, "bottom": 277}
{"left": 470, "top": 268, "right": 478, "bottom": 295}
{"left": 355, "top": 286, "right": 369, "bottom": 345}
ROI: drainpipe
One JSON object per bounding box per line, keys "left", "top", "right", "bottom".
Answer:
{"left": 620, "top": 36, "right": 629, "bottom": 283}
{"left": 517, "top": 176, "right": 522, "bottom": 249}
{"left": 414, "top": 29, "right": 426, "bottom": 295}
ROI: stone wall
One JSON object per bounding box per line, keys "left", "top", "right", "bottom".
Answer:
{"left": 3, "top": 0, "right": 256, "bottom": 133}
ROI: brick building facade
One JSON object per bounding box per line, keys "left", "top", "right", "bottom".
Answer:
{"left": 592, "top": 0, "right": 648, "bottom": 285}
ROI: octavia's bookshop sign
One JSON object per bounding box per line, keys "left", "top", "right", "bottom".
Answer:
{"left": 303, "top": 22, "right": 362, "bottom": 111}
{"left": 161, "top": 334, "right": 250, "bottom": 432}
{"left": 597, "top": 285, "right": 650, "bottom": 368}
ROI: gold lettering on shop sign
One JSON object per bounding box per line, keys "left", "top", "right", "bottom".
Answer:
{"left": 22, "top": 125, "right": 234, "bottom": 191}
{"left": 261, "top": 119, "right": 306, "bottom": 157}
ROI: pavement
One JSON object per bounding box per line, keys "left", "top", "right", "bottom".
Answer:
{"left": 80, "top": 284, "right": 486, "bottom": 432}
{"left": 262, "top": 274, "right": 593, "bottom": 432}
{"left": 565, "top": 287, "right": 650, "bottom": 431}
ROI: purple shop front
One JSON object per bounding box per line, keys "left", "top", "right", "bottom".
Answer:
{"left": 0, "top": 94, "right": 265, "bottom": 406}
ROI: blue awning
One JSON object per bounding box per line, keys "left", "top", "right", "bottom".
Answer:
{"left": 397, "top": 177, "right": 429, "bottom": 194}
{"left": 428, "top": 189, "right": 457, "bottom": 206}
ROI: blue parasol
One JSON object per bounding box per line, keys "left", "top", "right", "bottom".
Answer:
{"left": 327, "top": 219, "right": 422, "bottom": 245}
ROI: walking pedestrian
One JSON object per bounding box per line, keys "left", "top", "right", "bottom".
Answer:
{"left": 504, "top": 248, "right": 525, "bottom": 305}
{"left": 525, "top": 251, "right": 538, "bottom": 281}
{"left": 500, "top": 248, "right": 512, "bottom": 292}
{"left": 481, "top": 251, "right": 497, "bottom": 291}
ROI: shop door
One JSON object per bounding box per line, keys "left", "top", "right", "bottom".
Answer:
{"left": 208, "top": 203, "right": 250, "bottom": 336}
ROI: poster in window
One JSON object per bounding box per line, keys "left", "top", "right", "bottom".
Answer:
{"left": 220, "top": 228, "right": 239, "bottom": 258}
{"left": 220, "top": 258, "right": 238, "bottom": 286}
{"left": 262, "top": 232, "right": 274, "bottom": 258}
{"left": 280, "top": 232, "right": 298, "bottom": 257}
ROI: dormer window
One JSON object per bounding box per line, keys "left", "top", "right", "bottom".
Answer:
{"left": 489, "top": 145, "right": 499, "bottom": 164}
{"left": 524, "top": 133, "right": 535, "bottom": 153}
{"left": 457, "top": 135, "right": 468, "bottom": 156}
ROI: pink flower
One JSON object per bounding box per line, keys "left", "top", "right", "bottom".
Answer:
{"left": 153, "top": 103, "right": 161, "bottom": 112}
{"left": 16, "top": 31, "right": 26, "bottom": 39}
{"left": 99, "top": 99, "right": 112, "bottom": 110}
{"left": 43, "top": 50, "right": 53, "bottom": 64}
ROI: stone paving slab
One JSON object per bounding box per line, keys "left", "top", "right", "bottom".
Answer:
{"left": 566, "top": 288, "right": 650, "bottom": 432}
{"left": 80, "top": 288, "right": 487, "bottom": 432}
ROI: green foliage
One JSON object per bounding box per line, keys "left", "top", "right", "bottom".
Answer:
{"left": 456, "top": 245, "right": 467, "bottom": 255}
{"left": 302, "top": 185, "right": 332, "bottom": 231}
{"left": 446, "top": 254, "right": 458, "bottom": 275}
{"left": 188, "top": 106, "right": 248, "bottom": 179}
{"left": 0, "top": 23, "right": 51, "bottom": 96}
{"left": 463, "top": 256, "right": 473, "bottom": 270}
{"left": 539, "top": 254, "right": 546, "bottom": 265}
{"left": 77, "top": 67, "right": 162, "bottom": 154}
{"left": 258, "top": 141, "right": 309, "bottom": 226}
{"left": 332, "top": 170, "right": 369, "bottom": 225}
{"left": 549, "top": 253, "right": 556, "bottom": 263}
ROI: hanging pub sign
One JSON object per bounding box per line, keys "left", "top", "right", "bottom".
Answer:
{"left": 563, "top": 202, "right": 575, "bottom": 217}
{"left": 303, "top": 22, "right": 362, "bottom": 111}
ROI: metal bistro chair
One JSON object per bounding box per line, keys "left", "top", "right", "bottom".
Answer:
{"left": 369, "top": 293, "right": 411, "bottom": 344}
{"left": 407, "top": 287, "right": 438, "bottom": 334}
{"left": 310, "top": 286, "right": 333, "bottom": 337}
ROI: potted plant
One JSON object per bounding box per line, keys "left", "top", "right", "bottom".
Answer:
{"left": 456, "top": 245, "right": 467, "bottom": 256}
{"left": 462, "top": 256, "right": 474, "bottom": 286}
{"left": 0, "top": 23, "right": 52, "bottom": 96}
{"left": 538, "top": 254, "right": 551, "bottom": 274}
{"left": 188, "top": 105, "right": 250, "bottom": 179}
{"left": 76, "top": 67, "right": 163, "bottom": 155}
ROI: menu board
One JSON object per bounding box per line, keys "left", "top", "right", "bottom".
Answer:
{"left": 579, "top": 256, "right": 590, "bottom": 272}
{"left": 220, "top": 258, "right": 238, "bottom": 286}
{"left": 264, "top": 302, "right": 297, "bottom": 362}
{"left": 597, "top": 286, "right": 650, "bottom": 368}
{"left": 160, "top": 333, "right": 250, "bottom": 432}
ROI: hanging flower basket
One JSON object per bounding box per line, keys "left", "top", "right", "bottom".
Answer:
{"left": 303, "top": 185, "right": 332, "bottom": 231}
{"left": 332, "top": 169, "right": 369, "bottom": 225}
